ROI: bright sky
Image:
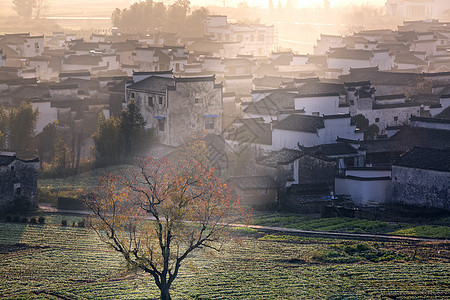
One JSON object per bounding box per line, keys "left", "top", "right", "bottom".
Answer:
{"left": 189, "top": 0, "right": 387, "bottom": 8}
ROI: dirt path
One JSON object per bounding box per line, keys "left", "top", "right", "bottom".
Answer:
{"left": 39, "top": 204, "right": 448, "bottom": 243}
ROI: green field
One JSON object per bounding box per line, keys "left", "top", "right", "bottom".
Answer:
{"left": 1, "top": 215, "right": 449, "bottom": 299}
{"left": 251, "top": 214, "right": 450, "bottom": 239}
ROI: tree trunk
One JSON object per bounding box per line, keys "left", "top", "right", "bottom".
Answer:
{"left": 160, "top": 286, "right": 171, "bottom": 300}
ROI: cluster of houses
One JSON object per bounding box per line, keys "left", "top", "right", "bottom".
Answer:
{"left": 0, "top": 17, "right": 449, "bottom": 212}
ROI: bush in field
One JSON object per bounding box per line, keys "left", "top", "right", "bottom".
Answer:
{"left": 38, "top": 216, "right": 45, "bottom": 224}
{"left": 77, "top": 221, "right": 85, "bottom": 228}
{"left": 29, "top": 217, "right": 37, "bottom": 224}
{"left": 311, "top": 242, "right": 409, "bottom": 263}
{"left": 61, "top": 219, "right": 68, "bottom": 226}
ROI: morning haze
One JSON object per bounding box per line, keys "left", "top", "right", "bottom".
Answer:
{"left": 0, "top": 0, "right": 449, "bottom": 299}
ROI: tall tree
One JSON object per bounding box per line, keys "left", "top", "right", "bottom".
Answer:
{"left": 12, "top": 0, "right": 36, "bottom": 19}
{"left": 93, "top": 113, "right": 122, "bottom": 166}
{"left": 120, "top": 99, "right": 146, "bottom": 158}
{"left": 8, "top": 102, "right": 39, "bottom": 152}
{"left": 85, "top": 138, "right": 245, "bottom": 300}
{"left": 36, "top": 120, "right": 59, "bottom": 171}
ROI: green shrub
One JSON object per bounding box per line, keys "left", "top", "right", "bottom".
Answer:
{"left": 61, "top": 219, "right": 68, "bottom": 226}
{"left": 38, "top": 216, "right": 45, "bottom": 225}
{"left": 29, "top": 217, "right": 37, "bottom": 224}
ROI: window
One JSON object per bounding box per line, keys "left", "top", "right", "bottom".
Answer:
{"left": 148, "top": 96, "right": 154, "bottom": 107}
{"left": 205, "top": 118, "right": 215, "bottom": 130}
{"left": 158, "top": 96, "right": 163, "bottom": 105}
{"left": 312, "top": 112, "right": 320, "bottom": 116}
{"left": 237, "top": 35, "right": 243, "bottom": 42}
{"left": 258, "top": 34, "right": 264, "bottom": 41}
{"left": 35, "top": 42, "right": 39, "bottom": 49}
{"left": 194, "top": 98, "right": 202, "bottom": 104}
{"left": 158, "top": 119, "right": 165, "bottom": 131}
{"left": 250, "top": 35, "right": 254, "bottom": 42}
{"left": 130, "top": 92, "right": 135, "bottom": 99}
{"left": 375, "top": 118, "right": 380, "bottom": 123}
{"left": 394, "top": 116, "right": 398, "bottom": 121}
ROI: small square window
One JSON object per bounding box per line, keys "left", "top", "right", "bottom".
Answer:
{"left": 375, "top": 118, "right": 380, "bottom": 123}
{"left": 394, "top": 116, "right": 398, "bottom": 121}
{"left": 194, "top": 98, "right": 202, "bottom": 104}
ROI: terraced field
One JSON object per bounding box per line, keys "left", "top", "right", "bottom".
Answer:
{"left": 1, "top": 217, "right": 449, "bottom": 299}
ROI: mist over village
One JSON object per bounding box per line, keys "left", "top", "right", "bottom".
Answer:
{"left": 0, "top": 0, "right": 449, "bottom": 299}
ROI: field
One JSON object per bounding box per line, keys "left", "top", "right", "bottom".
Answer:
{"left": 1, "top": 215, "right": 450, "bottom": 299}
{"left": 251, "top": 213, "right": 450, "bottom": 239}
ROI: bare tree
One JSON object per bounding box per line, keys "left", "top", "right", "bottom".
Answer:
{"left": 85, "top": 138, "right": 246, "bottom": 300}
{"left": 34, "top": 0, "right": 48, "bottom": 19}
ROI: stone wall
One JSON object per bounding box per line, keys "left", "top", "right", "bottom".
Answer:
{"left": 391, "top": 166, "right": 449, "bottom": 209}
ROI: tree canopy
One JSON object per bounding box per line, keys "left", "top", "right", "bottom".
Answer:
{"left": 351, "top": 114, "right": 379, "bottom": 140}
{"left": 0, "top": 102, "right": 38, "bottom": 153}
{"left": 93, "top": 99, "right": 155, "bottom": 166}
{"left": 111, "top": 0, "right": 208, "bottom": 37}
{"left": 85, "top": 137, "right": 246, "bottom": 300}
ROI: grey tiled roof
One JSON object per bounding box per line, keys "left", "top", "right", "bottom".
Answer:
{"left": 64, "top": 55, "right": 102, "bottom": 66}
{"left": 299, "top": 143, "right": 358, "bottom": 156}
{"left": 244, "top": 90, "right": 295, "bottom": 116}
{"left": 0, "top": 155, "right": 16, "bottom": 166}
{"left": 253, "top": 75, "right": 294, "bottom": 88}
{"left": 256, "top": 148, "right": 302, "bottom": 167}
{"left": 273, "top": 114, "right": 324, "bottom": 133}
{"left": 127, "top": 76, "right": 175, "bottom": 93}
{"left": 328, "top": 49, "right": 373, "bottom": 60}
{"left": 340, "top": 69, "right": 421, "bottom": 86}
{"left": 393, "top": 146, "right": 450, "bottom": 172}
{"left": 297, "top": 82, "right": 346, "bottom": 95}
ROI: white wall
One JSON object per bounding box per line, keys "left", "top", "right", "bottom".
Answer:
{"left": 320, "top": 118, "right": 364, "bottom": 143}
{"left": 335, "top": 177, "right": 392, "bottom": 205}
{"left": 272, "top": 129, "right": 319, "bottom": 150}
{"left": 294, "top": 95, "right": 343, "bottom": 116}
{"left": 357, "top": 105, "right": 421, "bottom": 133}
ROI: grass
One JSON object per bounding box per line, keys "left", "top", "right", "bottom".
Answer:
{"left": 38, "top": 165, "right": 132, "bottom": 191}
{"left": 0, "top": 216, "right": 449, "bottom": 299}
{"left": 251, "top": 214, "right": 450, "bottom": 239}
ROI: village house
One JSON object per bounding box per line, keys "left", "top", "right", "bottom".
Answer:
{"left": 204, "top": 15, "right": 276, "bottom": 57}
{"left": 125, "top": 71, "right": 223, "bottom": 146}
{"left": 272, "top": 114, "right": 363, "bottom": 150}
{"left": 0, "top": 154, "right": 39, "bottom": 213}
{"left": 227, "top": 175, "right": 280, "bottom": 206}
{"left": 386, "top": 0, "right": 450, "bottom": 20}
